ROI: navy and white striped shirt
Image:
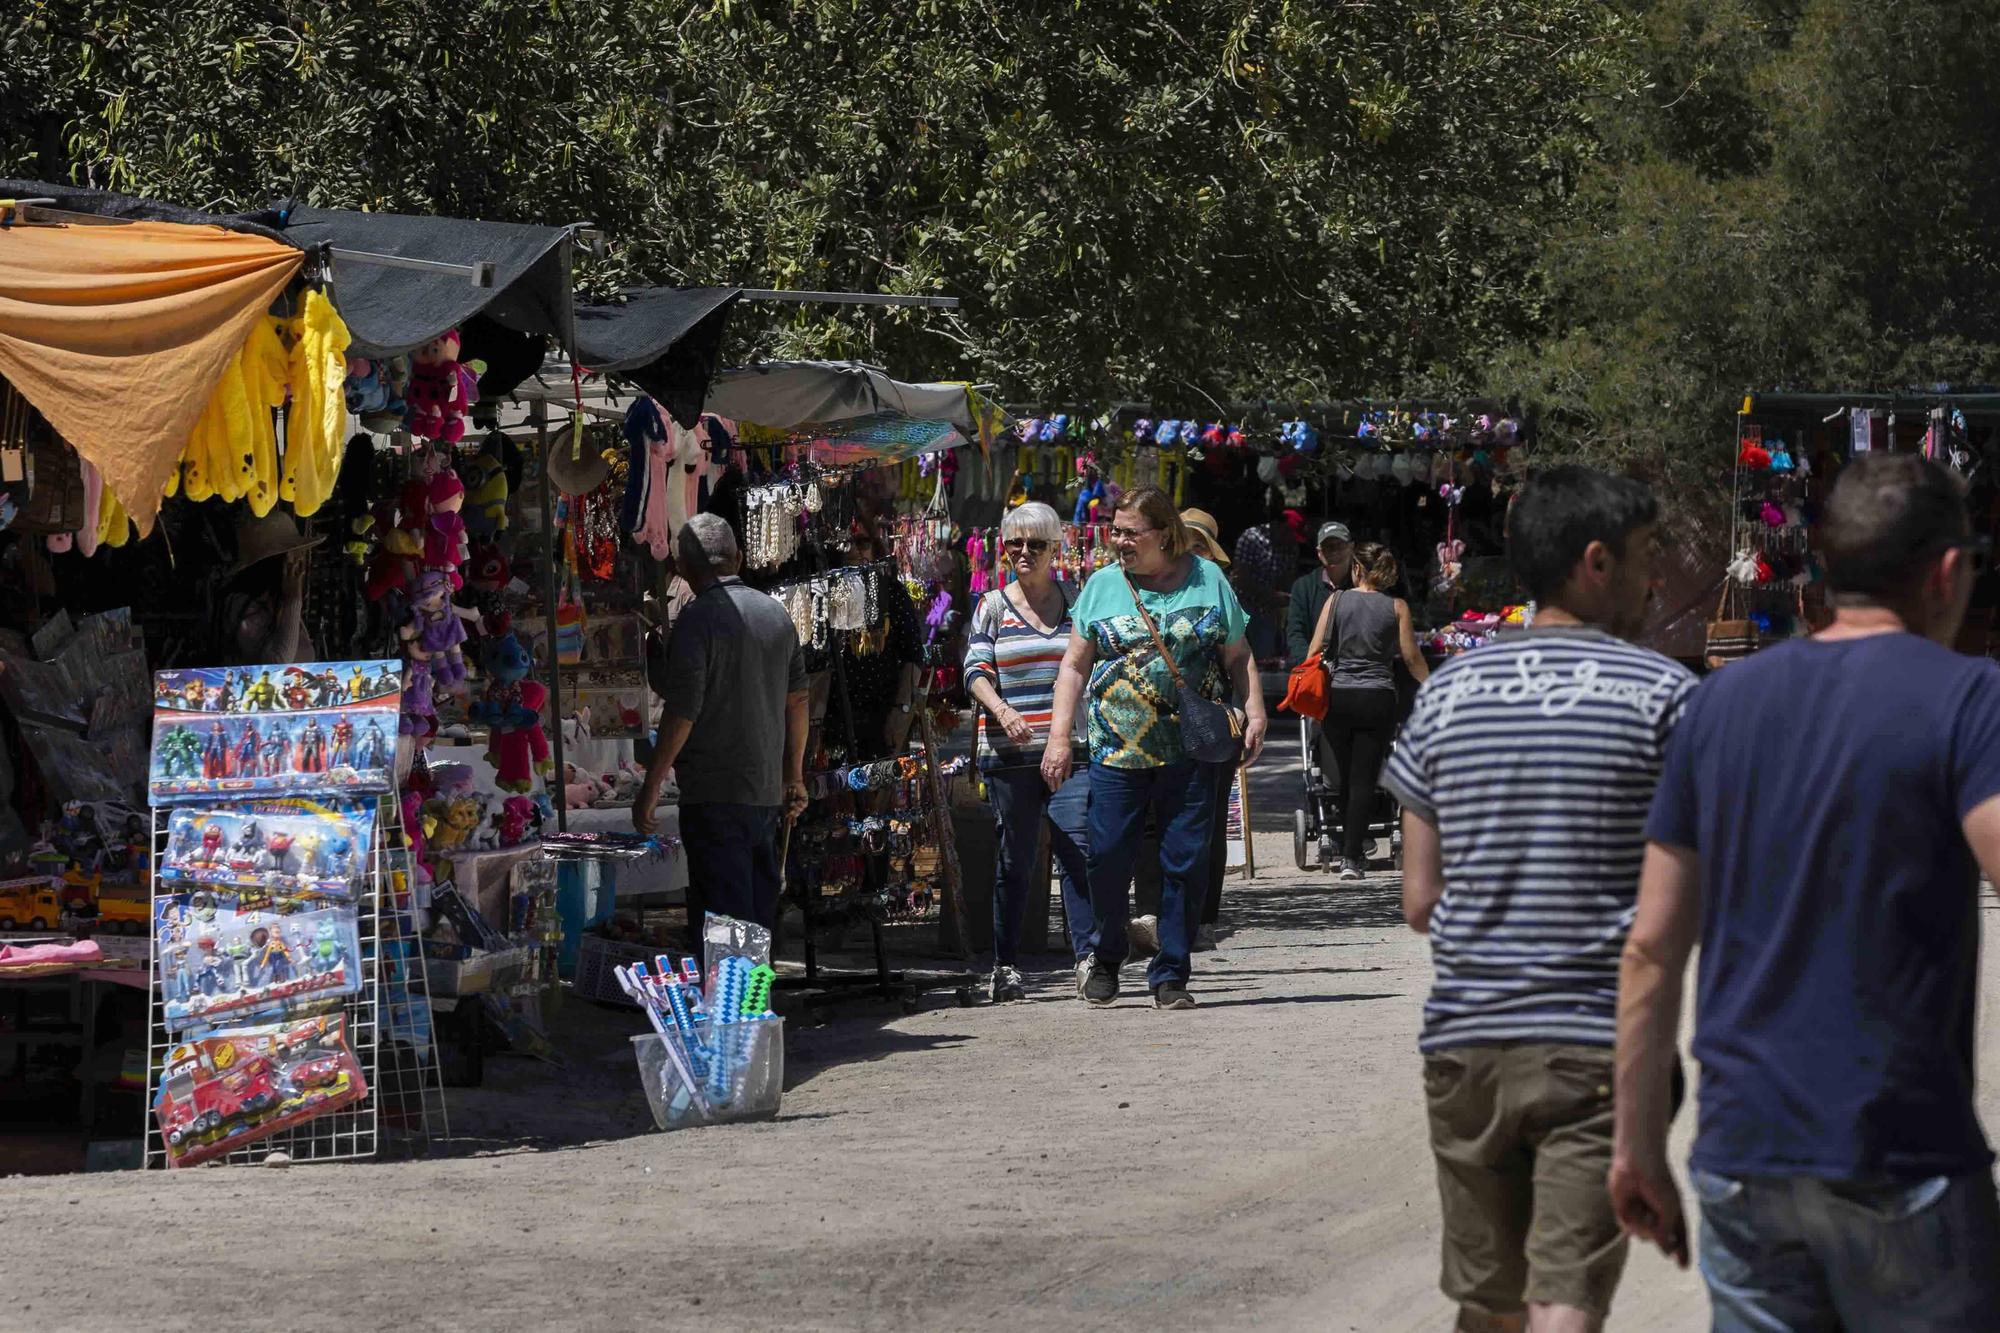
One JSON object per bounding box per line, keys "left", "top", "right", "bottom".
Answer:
{"left": 1383, "top": 628, "right": 1696, "bottom": 1052}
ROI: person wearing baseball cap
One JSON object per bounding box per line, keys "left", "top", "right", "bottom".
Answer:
{"left": 1287, "top": 521, "right": 1354, "bottom": 664}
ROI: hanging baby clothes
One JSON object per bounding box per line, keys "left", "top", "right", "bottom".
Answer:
{"left": 75, "top": 456, "right": 102, "bottom": 558}
{"left": 279, "top": 289, "right": 352, "bottom": 517}
{"left": 652, "top": 420, "right": 700, "bottom": 558}
{"left": 178, "top": 315, "right": 289, "bottom": 513}
{"left": 629, "top": 420, "right": 675, "bottom": 559}
{"left": 620, "top": 398, "right": 666, "bottom": 537}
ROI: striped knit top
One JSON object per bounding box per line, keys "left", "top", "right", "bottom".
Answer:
{"left": 1381, "top": 628, "right": 1697, "bottom": 1052}
{"left": 964, "top": 584, "right": 1082, "bottom": 768}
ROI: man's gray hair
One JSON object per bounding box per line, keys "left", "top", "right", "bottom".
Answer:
{"left": 677, "top": 512, "right": 741, "bottom": 578}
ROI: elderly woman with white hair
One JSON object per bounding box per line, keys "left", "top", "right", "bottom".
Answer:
{"left": 963, "top": 501, "right": 1093, "bottom": 1003}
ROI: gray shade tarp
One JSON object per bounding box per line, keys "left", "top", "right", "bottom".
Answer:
{"left": 702, "top": 360, "right": 987, "bottom": 432}
{"left": 276, "top": 206, "right": 573, "bottom": 359}
{"left": 574, "top": 286, "right": 740, "bottom": 428}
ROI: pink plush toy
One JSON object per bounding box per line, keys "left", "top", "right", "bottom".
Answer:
{"left": 562, "top": 762, "right": 604, "bottom": 810}
{"left": 499, "top": 795, "right": 537, "bottom": 847}
{"left": 424, "top": 469, "right": 470, "bottom": 588}
{"left": 406, "top": 329, "right": 476, "bottom": 443}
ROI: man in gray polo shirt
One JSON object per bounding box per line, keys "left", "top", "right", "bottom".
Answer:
{"left": 635, "top": 513, "right": 808, "bottom": 932}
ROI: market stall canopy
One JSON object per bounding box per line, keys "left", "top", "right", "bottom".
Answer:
{"left": 0, "top": 215, "right": 302, "bottom": 538}
{"left": 573, "top": 286, "right": 741, "bottom": 428}
{"left": 704, "top": 360, "right": 1008, "bottom": 463}
{"left": 269, "top": 206, "right": 573, "bottom": 361}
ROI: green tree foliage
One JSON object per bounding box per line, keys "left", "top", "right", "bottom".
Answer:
{"left": 1502, "top": 0, "right": 2000, "bottom": 528}
{"left": 3, "top": 0, "right": 1629, "bottom": 405}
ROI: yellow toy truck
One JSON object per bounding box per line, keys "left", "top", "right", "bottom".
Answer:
{"left": 0, "top": 877, "right": 63, "bottom": 931}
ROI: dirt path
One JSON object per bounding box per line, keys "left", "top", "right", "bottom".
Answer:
{"left": 7, "top": 832, "right": 1997, "bottom": 1332}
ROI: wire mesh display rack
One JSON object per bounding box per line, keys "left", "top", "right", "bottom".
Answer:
{"left": 143, "top": 794, "right": 445, "bottom": 1168}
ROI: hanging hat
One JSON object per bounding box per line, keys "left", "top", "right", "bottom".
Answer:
{"left": 227, "top": 509, "right": 324, "bottom": 576}
{"left": 545, "top": 420, "right": 613, "bottom": 495}
{"left": 1179, "top": 509, "right": 1231, "bottom": 567}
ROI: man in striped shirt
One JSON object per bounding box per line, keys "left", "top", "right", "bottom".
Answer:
{"left": 1383, "top": 466, "right": 1693, "bottom": 1333}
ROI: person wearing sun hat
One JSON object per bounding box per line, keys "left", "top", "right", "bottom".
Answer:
{"left": 213, "top": 509, "right": 325, "bottom": 666}
{"left": 1179, "top": 508, "right": 1231, "bottom": 567}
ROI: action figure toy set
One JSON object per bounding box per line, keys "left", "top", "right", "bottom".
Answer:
{"left": 159, "top": 800, "right": 376, "bottom": 901}
{"left": 153, "top": 1013, "right": 368, "bottom": 1168}
{"left": 154, "top": 893, "right": 358, "bottom": 1033}
{"left": 149, "top": 660, "right": 402, "bottom": 803}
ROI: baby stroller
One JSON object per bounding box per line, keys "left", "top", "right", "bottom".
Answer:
{"left": 1291, "top": 715, "right": 1403, "bottom": 872}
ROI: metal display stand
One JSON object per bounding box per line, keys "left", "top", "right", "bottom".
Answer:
{"left": 143, "top": 793, "right": 444, "bottom": 1168}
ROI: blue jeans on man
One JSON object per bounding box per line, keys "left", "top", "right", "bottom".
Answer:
{"left": 679, "top": 802, "right": 784, "bottom": 932}
{"left": 1085, "top": 760, "right": 1217, "bottom": 989}
{"left": 984, "top": 765, "right": 1093, "bottom": 966}
{"left": 1696, "top": 1167, "right": 2000, "bottom": 1331}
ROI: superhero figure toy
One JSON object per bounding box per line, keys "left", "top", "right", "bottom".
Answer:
{"left": 295, "top": 717, "right": 328, "bottom": 773}
{"left": 202, "top": 722, "right": 231, "bottom": 779}
{"left": 354, "top": 720, "right": 389, "bottom": 771}
{"left": 328, "top": 717, "right": 355, "bottom": 768}
{"left": 260, "top": 722, "right": 291, "bottom": 777}
{"left": 233, "top": 721, "right": 262, "bottom": 778}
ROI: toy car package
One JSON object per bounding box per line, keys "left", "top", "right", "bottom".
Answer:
{"left": 159, "top": 800, "right": 375, "bottom": 902}
{"left": 148, "top": 659, "right": 402, "bottom": 804}
{"left": 153, "top": 1013, "right": 367, "bottom": 1168}
{"left": 154, "top": 893, "right": 360, "bottom": 1035}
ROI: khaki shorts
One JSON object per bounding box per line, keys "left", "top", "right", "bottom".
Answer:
{"left": 1423, "top": 1042, "right": 1628, "bottom": 1319}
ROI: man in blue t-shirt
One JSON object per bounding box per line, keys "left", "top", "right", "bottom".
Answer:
{"left": 1386, "top": 466, "right": 1694, "bottom": 1332}
{"left": 1613, "top": 452, "right": 2000, "bottom": 1331}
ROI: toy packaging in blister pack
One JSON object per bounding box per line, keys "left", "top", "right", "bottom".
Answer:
{"left": 153, "top": 1012, "right": 368, "bottom": 1168}
{"left": 148, "top": 660, "right": 402, "bottom": 804}
{"left": 154, "top": 893, "right": 360, "bottom": 1034}
{"left": 159, "top": 800, "right": 376, "bottom": 902}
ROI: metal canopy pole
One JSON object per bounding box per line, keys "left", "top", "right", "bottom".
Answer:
{"left": 735, "top": 289, "right": 959, "bottom": 310}
{"left": 534, "top": 399, "right": 568, "bottom": 835}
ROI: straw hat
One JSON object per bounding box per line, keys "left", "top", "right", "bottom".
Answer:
{"left": 227, "top": 510, "right": 324, "bottom": 576}
{"left": 1179, "top": 508, "right": 1231, "bottom": 567}
{"left": 544, "top": 420, "right": 613, "bottom": 495}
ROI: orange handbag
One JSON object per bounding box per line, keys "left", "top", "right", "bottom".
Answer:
{"left": 1280, "top": 589, "right": 1341, "bottom": 720}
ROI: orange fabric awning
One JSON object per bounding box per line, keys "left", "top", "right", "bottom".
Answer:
{"left": 0, "top": 218, "right": 302, "bottom": 537}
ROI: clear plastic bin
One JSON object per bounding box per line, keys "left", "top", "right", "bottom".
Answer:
{"left": 631, "top": 1016, "right": 784, "bottom": 1131}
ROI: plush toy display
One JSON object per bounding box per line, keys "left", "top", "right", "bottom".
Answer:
{"left": 470, "top": 633, "right": 552, "bottom": 793}
{"left": 405, "top": 330, "right": 477, "bottom": 443}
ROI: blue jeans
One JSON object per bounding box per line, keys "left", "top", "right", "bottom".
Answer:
{"left": 1696, "top": 1167, "right": 2000, "bottom": 1331}
{"left": 984, "top": 765, "right": 1093, "bottom": 966}
{"left": 1085, "top": 760, "right": 1218, "bottom": 988}
{"left": 679, "top": 802, "right": 784, "bottom": 932}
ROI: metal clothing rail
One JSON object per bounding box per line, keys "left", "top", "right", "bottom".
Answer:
{"left": 736, "top": 289, "right": 959, "bottom": 310}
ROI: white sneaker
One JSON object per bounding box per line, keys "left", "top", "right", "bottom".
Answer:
{"left": 1075, "top": 955, "right": 1097, "bottom": 1001}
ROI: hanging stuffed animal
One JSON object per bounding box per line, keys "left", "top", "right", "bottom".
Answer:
{"left": 424, "top": 469, "right": 470, "bottom": 587}
{"left": 1737, "top": 438, "right": 1772, "bottom": 471}
{"left": 471, "top": 633, "right": 553, "bottom": 793}
{"left": 404, "top": 570, "right": 468, "bottom": 690}
{"left": 405, "top": 329, "right": 476, "bottom": 443}
{"left": 1072, "top": 453, "right": 1110, "bottom": 526}
{"left": 459, "top": 445, "right": 509, "bottom": 540}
